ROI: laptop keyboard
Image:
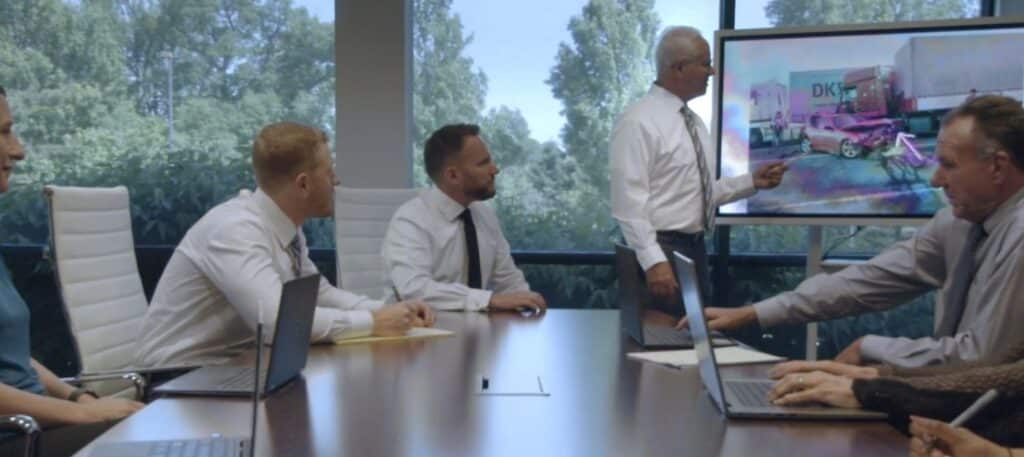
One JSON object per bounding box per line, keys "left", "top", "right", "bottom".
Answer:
{"left": 726, "top": 380, "right": 774, "bottom": 408}
{"left": 643, "top": 325, "right": 694, "bottom": 346}
{"left": 139, "top": 437, "right": 246, "bottom": 457}
{"left": 217, "top": 367, "right": 264, "bottom": 391}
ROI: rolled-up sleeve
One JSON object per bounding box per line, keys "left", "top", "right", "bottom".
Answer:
{"left": 753, "top": 218, "right": 946, "bottom": 328}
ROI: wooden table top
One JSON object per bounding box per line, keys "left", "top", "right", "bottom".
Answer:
{"left": 76, "top": 309, "right": 907, "bottom": 457}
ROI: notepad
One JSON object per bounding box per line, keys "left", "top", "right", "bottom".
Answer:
{"left": 627, "top": 346, "right": 783, "bottom": 367}
{"left": 333, "top": 327, "right": 454, "bottom": 345}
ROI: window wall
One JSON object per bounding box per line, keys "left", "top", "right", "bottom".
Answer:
{"left": 0, "top": 0, "right": 337, "bottom": 248}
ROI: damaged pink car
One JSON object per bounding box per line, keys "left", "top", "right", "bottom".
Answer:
{"left": 799, "top": 113, "right": 900, "bottom": 159}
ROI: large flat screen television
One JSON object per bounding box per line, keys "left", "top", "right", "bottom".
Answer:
{"left": 714, "top": 17, "right": 1024, "bottom": 225}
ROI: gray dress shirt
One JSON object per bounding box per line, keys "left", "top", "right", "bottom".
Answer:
{"left": 754, "top": 188, "right": 1024, "bottom": 367}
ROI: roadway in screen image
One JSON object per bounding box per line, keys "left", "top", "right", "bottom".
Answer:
{"left": 741, "top": 137, "right": 946, "bottom": 215}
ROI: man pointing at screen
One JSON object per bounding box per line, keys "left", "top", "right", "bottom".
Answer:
{"left": 610, "top": 25, "right": 787, "bottom": 314}
{"left": 683, "top": 95, "right": 1024, "bottom": 369}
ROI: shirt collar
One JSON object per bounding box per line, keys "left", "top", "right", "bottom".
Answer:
{"left": 425, "top": 186, "right": 469, "bottom": 222}
{"left": 649, "top": 83, "right": 687, "bottom": 113}
{"left": 253, "top": 188, "right": 299, "bottom": 245}
{"left": 983, "top": 186, "right": 1024, "bottom": 235}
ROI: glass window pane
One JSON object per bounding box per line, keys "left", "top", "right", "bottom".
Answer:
{"left": 735, "top": 0, "right": 981, "bottom": 29}
{"left": 0, "top": 1, "right": 337, "bottom": 249}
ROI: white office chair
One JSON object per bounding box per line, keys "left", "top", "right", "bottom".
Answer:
{"left": 43, "top": 185, "right": 178, "bottom": 397}
{"left": 334, "top": 186, "right": 421, "bottom": 299}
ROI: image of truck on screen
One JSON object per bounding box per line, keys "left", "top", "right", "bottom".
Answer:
{"left": 840, "top": 34, "right": 1024, "bottom": 136}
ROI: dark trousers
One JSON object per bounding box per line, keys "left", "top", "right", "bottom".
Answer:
{"left": 0, "top": 419, "right": 119, "bottom": 457}
{"left": 652, "top": 231, "right": 712, "bottom": 318}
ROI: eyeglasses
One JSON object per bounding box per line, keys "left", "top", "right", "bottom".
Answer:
{"left": 674, "top": 58, "right": 714, "bottom": 71}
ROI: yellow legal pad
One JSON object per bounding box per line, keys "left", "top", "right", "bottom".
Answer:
{"left": 333, "top": 326, "right": 455, "bottom": 345}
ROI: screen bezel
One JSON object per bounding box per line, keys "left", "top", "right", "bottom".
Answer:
{"left": 712, "top": 16, "right": 1024, "bottom": 226}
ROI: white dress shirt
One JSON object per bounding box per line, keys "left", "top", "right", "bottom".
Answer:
{"left": 382, "top": 187, "right": 530, "bottom": 311}
{"left": 134, "top": 189, "right": 382, "bottom": 367}
{"left": 754, "top": 188, "right": 1024, "bottom": 367}
{"left": 610, "top": 84, "right": 757, "bottom": 270}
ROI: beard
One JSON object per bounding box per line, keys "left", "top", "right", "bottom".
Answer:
{"left": 467, "top": 183, "right": 496, "bottom": 201}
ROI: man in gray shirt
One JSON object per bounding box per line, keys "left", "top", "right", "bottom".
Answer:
{"left": 681, "top": 95, "right": 1024, "bottom": 368}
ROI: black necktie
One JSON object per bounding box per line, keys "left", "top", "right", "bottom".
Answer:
{"left": 460, "top": 209, "right": 482, "bottom": 289}
{"left": 935, "top": 224, "right": 986, "bottom": 337}
{"left": 681, "top": 105, "right": 714, "bottom": 233}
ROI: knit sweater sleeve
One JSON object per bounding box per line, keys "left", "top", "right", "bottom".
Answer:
{"left": 852, "top": 367, "right": 1024, "bottom": 447}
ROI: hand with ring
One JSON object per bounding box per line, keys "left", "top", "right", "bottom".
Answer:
{"left": 767, "top": 370, "right": 862, "bottom": 409}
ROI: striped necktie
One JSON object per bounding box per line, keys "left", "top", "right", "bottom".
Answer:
{"left": 681, "top": 105, "right": 715, "bottom": 233}
{"left": 288, "top": 235, "right": 303, "bottom": 279}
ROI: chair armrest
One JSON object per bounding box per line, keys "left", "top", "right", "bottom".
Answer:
{"left": 0, "top": 415, "right": 40, "bottom": 457}
{"left": 60, "top": 372, "right": 147, "bottom": 401}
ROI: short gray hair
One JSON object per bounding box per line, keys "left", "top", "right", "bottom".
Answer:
{"left": 655, "top": 26, "right": 703, "bottom": 75}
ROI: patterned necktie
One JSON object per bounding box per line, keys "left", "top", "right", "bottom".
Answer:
{"left": 459, "top": 209, "right": 482, "bottom": 289}
{"left": 681, "top": 105, "right": 715, "bottom": 233}
{"left": 288, "top": 235, "right": 303, "bottom": 279}
{"left": 935, "top": 224, "right": 986, "bottom": 337}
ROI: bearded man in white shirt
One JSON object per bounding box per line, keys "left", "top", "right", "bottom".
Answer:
{"left": 382, "top": 124, "right": 546, "bottom": 313}
{"left": 135, "top": 122, "right": 435, "bottom": 367}
{"left": 610, "top": 26, "right": 787, "bottom": 314}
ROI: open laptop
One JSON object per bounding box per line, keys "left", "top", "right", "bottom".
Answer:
{"left": 88, "top": 323, "right": 264, "bottom": 457}
{"left": 673, "top": 251, "right": 885, "bottom": 420}
{"left": 154, "top": 274, "right": 320, "bottom": 397}
{"left": 616, "top": 244, "right": 732, "bottom": 349}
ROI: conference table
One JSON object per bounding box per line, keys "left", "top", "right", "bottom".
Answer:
{"left": 75, "top": 310, "right": 908, "bottom": 457}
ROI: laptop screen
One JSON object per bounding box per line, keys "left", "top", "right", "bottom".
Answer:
{"left": 673, "top": 252, "right": 729, "bottom": 413}
{"left": 615, "top": 244, "right": 645, "bottom": 337}
{"left": 264, "top": 274, "right": 320, "bottom": 394}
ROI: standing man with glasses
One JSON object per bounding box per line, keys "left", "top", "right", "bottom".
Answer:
{"left": 610, "top": 26, "right": 787, "bottom": 314}
{"left": 134, "top": 122, "right": 434, "bottom": 368}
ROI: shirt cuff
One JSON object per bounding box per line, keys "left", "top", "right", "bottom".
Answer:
{"left": 327, "top": 310, "right": 375, "bottom": 342}
{"left": 636, "top": 244, "right": 668, "bottom": 271}
{"left": 752, "top": 297, "right": 788, "bottom": 328}
{"left": 858, "top": 335, "right": 891, "bottom": 364}
{"left": 466, "top": 289, "right": 493, "bottom": 312}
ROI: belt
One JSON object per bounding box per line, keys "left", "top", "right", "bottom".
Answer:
{"left": 655, "top": 230, "right": 704, "bottom": 243}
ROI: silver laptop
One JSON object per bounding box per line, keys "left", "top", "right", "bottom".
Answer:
{"left": 154, "top": 274, "right": 320, "bottom": 397}
{"left": 88, "top": 323, "right": 264, "bottom": 457}
{"left": 673, "top": 251, "right": 886, "bottom": 420}
{"left": 616, "top": 244, "right": 733, "bottom": 349}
